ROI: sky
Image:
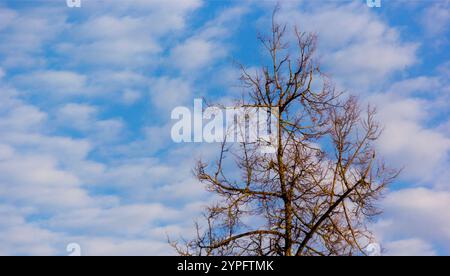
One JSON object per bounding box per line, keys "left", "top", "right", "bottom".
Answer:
{"left": 0, "top": 0, "right": 448, "bottom": 256}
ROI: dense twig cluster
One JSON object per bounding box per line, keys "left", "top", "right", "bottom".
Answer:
{"left": 171, "top": 9, "right": 398, "bottom": 256}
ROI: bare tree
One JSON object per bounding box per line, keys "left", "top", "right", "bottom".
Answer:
{"left": 171, "top": 9, "right": 398, "bottom": 256}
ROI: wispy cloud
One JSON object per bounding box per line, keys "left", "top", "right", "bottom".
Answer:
{"left": 0, "top": 0, "right": 448, "bottom": 256}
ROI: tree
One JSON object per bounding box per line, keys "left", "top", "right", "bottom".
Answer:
{"left": 171, "top": 9, "right": 398, "bottom": 256}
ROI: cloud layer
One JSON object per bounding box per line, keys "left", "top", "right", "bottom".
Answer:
{"left": 0, "top": 0, "right": 448, "bottom": 255}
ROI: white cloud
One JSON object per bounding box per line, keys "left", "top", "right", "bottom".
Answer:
{"left": 421, "top": 1, "right": 450, "bottom": 37}
{"left": 0, "top": 205, "right": 62, "bottom": 256}
{"left": 384, "top": 239, "right": 437, "bottom": 256}
{"left": 276, "top": 2, "right": 417, "bottom": 88}
{"left": 14, "top": 71, "right": 88, "bottom": 97}
{"left": 386, "top": 76, "right": 442, "bottom": 96}
{"left": 91, "top": 157, "right": 207, "bottom": 203}
{"left": 374, "top": 188, "right": 450, "bottom": 254}
{"left": 370, "top": 73, "right": 450, "bottom": 184}
{"left": 55, "top": 1, "right": 202, "bottom": 68}
{"left": 122, "top": 89, "right": 142, "bottom": 105}
{"left": 374, "top": 94, "right": 450, "bottom": 183}
{"left": 0, "top": 0, "right": 214, "bottom": 256}
{"left": 56, "top": 103, "right": 124, "bottom": 142}
{"left": 0, "top": 7, "right": 68, "bottom": 69}
{"left": 149, "top": 77, "right": 192, "bottom": 113}
{"left": 0, "top": 84, "right": 48, "bottom": 132}
{"left": 47, "top": 204, "right": 181, "bottom": 236}
{"left": 57, "top": 103, "right": 98, "bottom": 130}
{"left": 0, "top": 104, "right": 47, "bottom": 132}
{"left": 0, "top": 154, "right": 94, "bottom": 210}
{"left": 168, "top": 6, "right": 247, "bottom": 72}
{"left": 0, "top": 8, "right": 16, "bottom": 31}
{"left": 0, "top": 90, "right": 111, "bottom": 212}
{"left": 81, "top": 70, "right": 150, "bottom": 102}
{"left": 170, "top": 38, "right": 225, "bottom": 71}
{"left": 438, "top": 61, "right": 450, "bottom": 76}
{"left": 68, "top": 237, "right": 172, "bottom": 256}
{"left": 87, "top": 0, "right": 202, "bottom": 29}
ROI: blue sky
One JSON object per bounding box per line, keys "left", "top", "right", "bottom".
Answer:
{"left": 0, "top": 0, "right": 449, "bottom": 255}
